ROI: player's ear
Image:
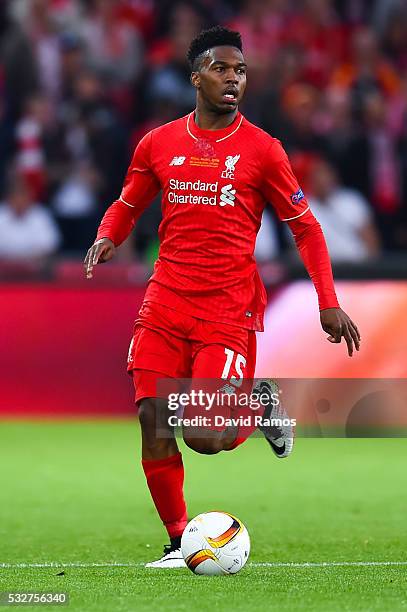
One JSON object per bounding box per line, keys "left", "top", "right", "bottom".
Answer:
{"left": 191, "top": 72, "right": 200, "bottom": 90}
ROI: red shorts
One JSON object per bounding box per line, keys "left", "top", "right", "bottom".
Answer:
{"left": 127, "top": 301, "right": 256, "bottom": 404}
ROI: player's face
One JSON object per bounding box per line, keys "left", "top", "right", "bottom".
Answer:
{"left": 192, "top": 46, "right": 247, "bottom": 114}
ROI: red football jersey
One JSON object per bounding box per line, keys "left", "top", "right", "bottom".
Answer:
{"left": 97, "top": 111, "right": 339, "bottom": 330}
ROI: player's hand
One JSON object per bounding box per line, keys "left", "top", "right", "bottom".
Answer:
{"left": 320, "top": 308, "right": 361, "bottom": 357}
{"left": 84, "top": 238, "right": 116, "bottom": 279}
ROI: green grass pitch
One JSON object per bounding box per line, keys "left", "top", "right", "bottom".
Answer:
{"left": 0, "top": 421, "right": 406, "bottom": 611}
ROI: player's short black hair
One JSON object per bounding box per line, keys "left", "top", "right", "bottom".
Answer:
{"left": 187, "top": 26, "right": 243, "bottom": 71}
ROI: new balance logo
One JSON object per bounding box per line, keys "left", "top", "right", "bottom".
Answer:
{"left": 219, "top": 184, "right": 236, "bottom": 207}
{"left": 169, "top": 156, "right": 186, "bottom": 166}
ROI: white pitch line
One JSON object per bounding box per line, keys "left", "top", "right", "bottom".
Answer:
{"left": 0, "top": 562, "right": 143, "bottom": 569}
{"left": 252, "top": 561, "right": 407, "bottom": 568}
{"left": 1, "top": 561, "right": 407, "bottom": 569}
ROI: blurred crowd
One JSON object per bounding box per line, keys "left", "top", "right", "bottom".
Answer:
{"left": 1, "top": 0, "right": 407, "bottom": 269}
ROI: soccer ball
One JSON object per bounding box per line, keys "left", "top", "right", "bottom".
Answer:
{"left": 181, "top": 511, "right": 250, "bottom": 575}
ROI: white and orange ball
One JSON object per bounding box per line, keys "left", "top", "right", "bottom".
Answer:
{"left": 181, "top": 511, "right": 250, "bottom": 575}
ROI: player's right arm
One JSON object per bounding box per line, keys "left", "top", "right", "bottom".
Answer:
{"left": 84, "top": 131, "right": 160, "bottom": 279}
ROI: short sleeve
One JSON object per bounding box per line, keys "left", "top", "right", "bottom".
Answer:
{"left": 260, "top": 140, "right": 310, "bottom": 222}
{"left": 120, "top": 131, "right": 161, "bottom": 208}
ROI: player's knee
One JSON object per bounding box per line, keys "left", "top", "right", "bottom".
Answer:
{"left": 138, "top": 398, "right": 170, "bottom": 453}
{"left": 138, "top": 399, "right": 157, "bottom": 434}
{"left": 183, "top": 431, "right": 222, "bottom": 455}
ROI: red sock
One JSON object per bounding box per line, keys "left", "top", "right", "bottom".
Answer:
{"left": 142, "top": 452, "right": 188, "bottom": 539}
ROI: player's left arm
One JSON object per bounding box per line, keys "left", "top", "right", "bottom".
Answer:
{"left": 288, "top": 212, "right": 360, "bottom": 356}
{"left": 260, "top": 140, "right": 360, "bottom": 356}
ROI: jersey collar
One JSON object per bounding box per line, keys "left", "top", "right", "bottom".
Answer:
{"left": 186, "top": 111, "right": 243, "bottom": 143}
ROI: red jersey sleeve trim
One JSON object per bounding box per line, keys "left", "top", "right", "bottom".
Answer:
{"left": 96, "top": 199, "right": 137, "bottom": 246}
{"left": 119, "top": 196, "right": 135, "bottom": 208}
{"left": 281, "top": 206, "right": 310, "bottom": 222}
